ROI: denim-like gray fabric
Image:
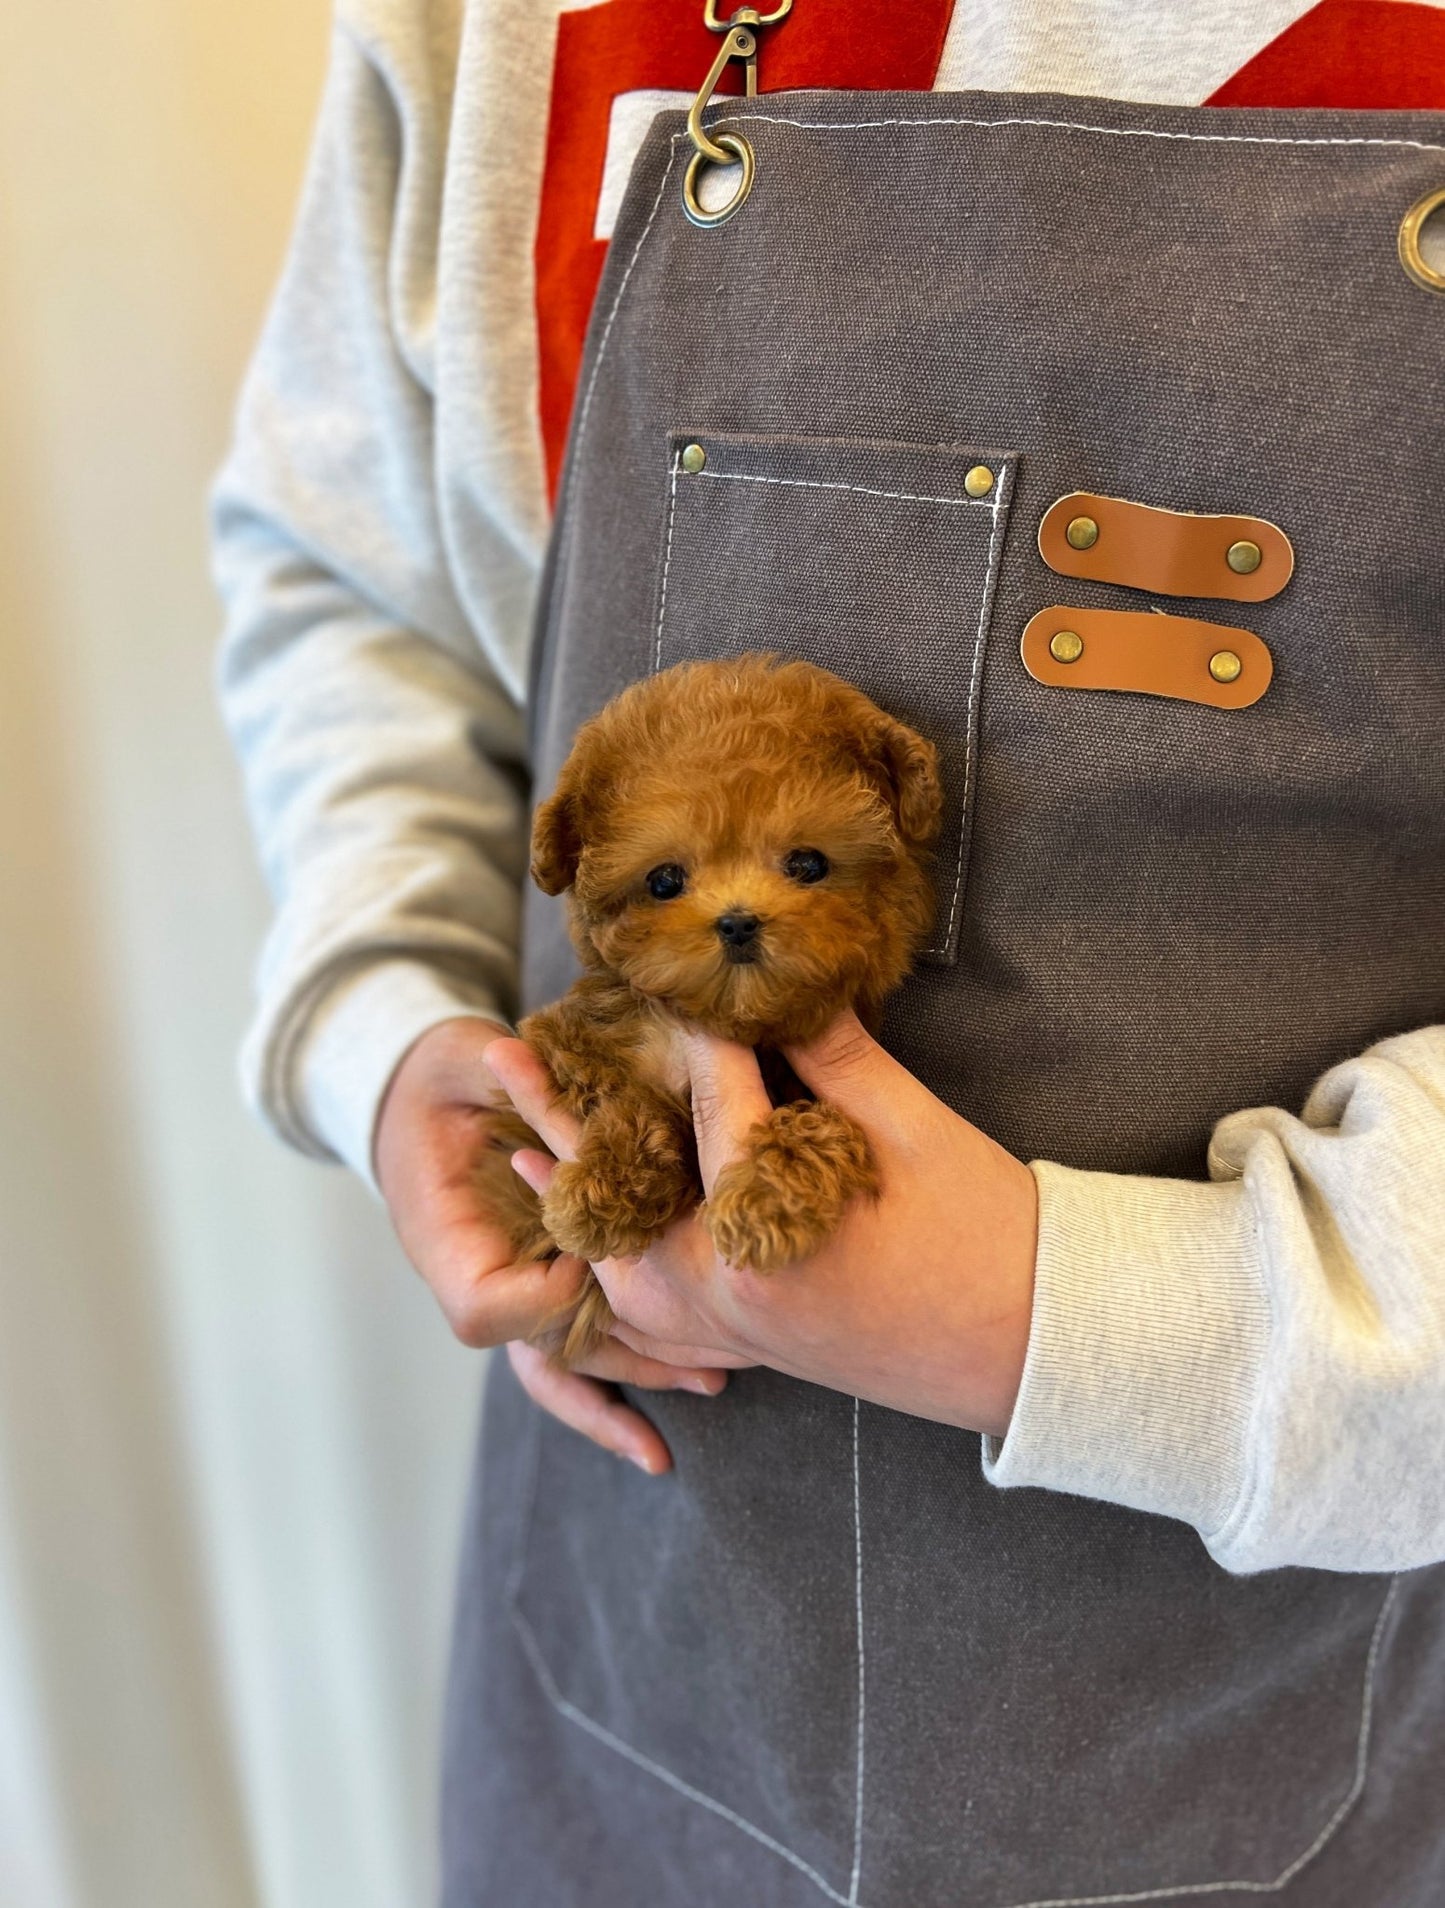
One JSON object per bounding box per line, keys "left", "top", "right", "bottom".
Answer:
{"left": 444, "top": 93, "right": 1445, "bottom": 1906}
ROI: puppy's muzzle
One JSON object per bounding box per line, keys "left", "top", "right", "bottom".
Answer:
{"left": 716, "top": 911, "right": 762, "bottom": 966}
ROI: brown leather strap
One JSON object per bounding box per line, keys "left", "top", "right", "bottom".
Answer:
{"left": 1038, "top": 492, "right": 1294, "bottom": 602}
{"left": 1021, "top": 606, "right": 1274, "bottom": 709}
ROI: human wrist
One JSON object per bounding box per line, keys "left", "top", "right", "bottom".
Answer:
{"left": 952, "top": 1145, "right": 1037, "bottom": 1439}
{"left": 373, "top": 1011, "right": 516, "bottom": 1197}
{"left": 288, "top": 959, "right": 514, "bottom": 1192}
{"left": 982, "top": 1160, "right": 1268, "bottom": 1532}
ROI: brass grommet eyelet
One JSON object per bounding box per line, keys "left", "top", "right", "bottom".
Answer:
{"left": 683, "top": 132, "right": 755, "bottom": 229}
{"left": 1399, "top": 187, "right": 1445, "bottom": 294}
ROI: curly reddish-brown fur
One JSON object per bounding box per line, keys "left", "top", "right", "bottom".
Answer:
{"left": 704, "top": 1100, "right": 880, "bottom": 1273}
{"left": 480, "top": 653, "right": 941, "bottom": 1365}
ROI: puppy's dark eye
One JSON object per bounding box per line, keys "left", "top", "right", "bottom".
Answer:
{"left": 645, "top": 863, "right": 687, "bottom": 900}
{"left": 783, "top": 848, "right": 829, "bottom": 884}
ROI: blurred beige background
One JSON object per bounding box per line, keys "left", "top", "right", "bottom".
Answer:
{"left": 0, "top": 4, "right": 482, "bottom": 1904}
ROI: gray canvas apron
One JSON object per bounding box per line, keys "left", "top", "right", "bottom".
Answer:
{"left": 442, "top": 92, "right": 1445, "bottom": 1907}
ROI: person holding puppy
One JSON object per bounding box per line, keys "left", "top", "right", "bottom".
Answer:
{"left": 214, "top": 2, "right": 1445, "bottom": 1902}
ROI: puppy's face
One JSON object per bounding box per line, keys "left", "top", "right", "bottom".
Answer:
{"left": 531, "top": 657, "right": 941, "bottom": 1045}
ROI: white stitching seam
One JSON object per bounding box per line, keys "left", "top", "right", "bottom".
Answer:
{"left": 713, "top": 109, "right": 1445, "bottom": 154}
{"left": 653, "top": 450, "right": 682, "bottom": 671}
{"left": 848, "top": 1395, "right": 866, "bottom": 1906}
{"left": 654, "top": 458, "right": 1011, "bottom": 959}
{"left": 993, "top": 1576, "right": 1402, "bottom": 1908}
{"left": 510, "top": 1604, "right": 855, "bottom": 1905}
{"left": 511, "top": 1527, "right": 1399, "bottom": 1908}
{"left": 932, "top": 459, "right": 1011, "bottom": 957}
{"left": 507, "top": 1396, "right": 856, "bottom": 1907}
{"left": 569, "top": 140, "right": 682, "bottom": 482}
{"left": 693, "top": 467, "right": 997, "bottom": 512}
{"left": 523, "top": 111, "right": 1412, "bottom": 1907}
{"left": 539, "top": 137, "right": 683, "bottom": 682}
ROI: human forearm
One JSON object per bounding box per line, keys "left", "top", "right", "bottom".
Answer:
{"left": 987, "top": 1026, "right": 1445, "bottom": 1574}
{"left": 213, "top": 18, "right": 531, "bottom": 1181}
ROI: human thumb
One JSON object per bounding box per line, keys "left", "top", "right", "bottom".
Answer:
{"left": 681, "top": 1028, "right": 772, "bottom": 1196}
{"left": 781, "top": 1009, "right": 913, "bottom": 1131}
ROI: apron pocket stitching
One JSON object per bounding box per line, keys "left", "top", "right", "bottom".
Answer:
{"left": 848, "top": 1394, "right": 867, "bottom": 1906}
{"left": 652, "top": 437, "right": 1019, "bottom": 965}
{"left": 691, "top": 467, "right": 1002, "bottom": 513}
{"left": 504, "top": 1538, "right": 1397, "bottom": 1908}
{"left": 992, "top": 1574, "right": 1401, "bottom": 1908}
{"left": 940, "top": 462, "right": 1012, "bottom": 957}
{"left": 506, "top": 1397, "right": 866, "bottom": 1907}
{"left": 507, "top": 1601, "right": 858, "bottom": 1906}
{"left": 652, "top": 449, "right": 683, "bottom": 673}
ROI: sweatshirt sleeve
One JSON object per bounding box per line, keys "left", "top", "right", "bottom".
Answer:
{"left": 211, "top": 5, "right": 527, "bottom": 1190}
{"left": 983, "top": 1024, "right": 1445, "bottom": 1575}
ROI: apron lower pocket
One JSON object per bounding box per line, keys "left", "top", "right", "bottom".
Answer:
{"left": 509, "top": 1372, "right": 865, "bottom": 1898}
{"left": 510, "top": 1390, "right": 1399, "bottom": 1907}
{"left": 650, "top": 430, "right": 1018, "bottom": 965}
{"left": 857, "top": 1411, "right": 1400, "bottom": 1906}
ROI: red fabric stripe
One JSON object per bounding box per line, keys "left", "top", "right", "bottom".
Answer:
{"left": 1208, "top": 0, "right": 1445, "bottom": 107}
{"left": 534, "top": 1, "right": 956, "bottom": 500}
{"left": 535, "top": 0, "right": 1444, "bottom": 500}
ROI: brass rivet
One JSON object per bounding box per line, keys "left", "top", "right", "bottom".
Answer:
{"left": 1065, "top": 515, "right": 1099, "bottom": 550}
{"left": 964, "top": 464, "right": 995, "bottom": 498}
{"left": 1226, "top": 539, "right": 1262, "bottom": 575}
{"left": 680, "top": 443, "right": 707, "bottom": 474}
{"left": 1209, "top": 649, "right": 1243, "bottom": 684}
{"left": 1050, "top": 630, "right": 1084, "bottom": 664}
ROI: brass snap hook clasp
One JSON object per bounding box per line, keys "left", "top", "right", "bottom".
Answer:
{"left": 703, "top": 0, "right": 794, "bottom": 29}
{"left": 683, "top": 0, "right": 792, "bottom": 228}
{"left": 686, "top": 22, "right": 758, "bottom": 168}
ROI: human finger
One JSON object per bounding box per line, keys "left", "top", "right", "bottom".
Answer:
{"left": 484, "top": 1038, "right": 582, "bottom": 1162}
{"left": 781, "top": 1007, "right": 916, "bottom": 1132}
{"left": 571, "top": 1338, "right": 730, "bottom": 1395}
{"left": 509, "top": 1147, "right": 556, "bottom": 1198}
{"left": 507, "top": 1341, "right": 671, "bottom": 1473}
{"left": 503, "top": 1137, "right": 739, "bottom": 1357}
{"left": 680, "top": 1029, "right": 773, "bottom": 1195}
{"left": 608, "top": 1317, "right": 757, "bottom": 1371}
{"left": 437, "top": 1253, "right": 588, "bottom": 1350}
{"left": 504, "top": 1155, "right": 744, "bottom": 1367}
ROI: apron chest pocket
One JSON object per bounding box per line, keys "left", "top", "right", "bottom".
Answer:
{"left": 652, "top": 431, "right": 1018, "bottom": 964}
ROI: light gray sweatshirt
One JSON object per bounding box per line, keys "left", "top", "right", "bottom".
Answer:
{"left": 212, "top": 0, "right": 1445, "bottom": 1578}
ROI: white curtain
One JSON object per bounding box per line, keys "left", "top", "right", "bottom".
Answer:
{"left": 0, "top": 4, "right": 483, "bottom": 1904}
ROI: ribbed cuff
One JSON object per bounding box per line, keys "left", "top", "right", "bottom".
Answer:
{"left": 982, "top": 1161, "right": 1271, "bottom": 1539}
{"left": 291, "top": 959, "right": 513, "bottom": 1193}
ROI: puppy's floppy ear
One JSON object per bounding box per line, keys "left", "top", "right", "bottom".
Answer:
{"left": 862, "top": 711, "right": 943, "bottom": 849}
{"left": 530, "top": 784, "right": 581, "bottom": 894}
{"left": 530, "top": 745, "right": 593, "bottom": 894}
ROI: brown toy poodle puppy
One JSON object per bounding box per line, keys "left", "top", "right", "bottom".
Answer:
{"left": 478, "top": 652, "right": 942, "bottom": 1364}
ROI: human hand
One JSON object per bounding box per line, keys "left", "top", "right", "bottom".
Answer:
{"left": 374, "top": 1015, "right": 731, "bottom": 1475}
{"left": 489, "top": 1010, "right": 1037, "bottom": 1442}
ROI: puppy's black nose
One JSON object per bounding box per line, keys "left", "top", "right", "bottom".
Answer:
{"left": 716, "top": 911, "right": 761, "bottom": 959}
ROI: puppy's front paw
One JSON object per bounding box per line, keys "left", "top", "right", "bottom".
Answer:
{"left": 542, "top": 1108, "right": 698, "bottom": 1263}
{"left": 542, "top": 1159, "right": 662, "bottom": 1263}
{"left": 703, "top": 1101, "right": 878, "bottom": 1272}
